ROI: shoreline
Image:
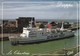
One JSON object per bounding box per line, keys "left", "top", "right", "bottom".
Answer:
{"left": 0, "top": 33, "right": 20, "bottom": 41}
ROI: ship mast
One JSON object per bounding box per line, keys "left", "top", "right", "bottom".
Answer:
{"left": 29, "top": 19, "right": 33, "bottom": 28}
{"left": 60, "top": 21, "right": 64, "bottom": 31}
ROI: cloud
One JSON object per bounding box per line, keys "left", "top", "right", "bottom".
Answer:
{"left": 1, "top": 1, "right": 78, "bottom": 19}
{"left": 3, "top": 1, "right": 76, "bottom": 10}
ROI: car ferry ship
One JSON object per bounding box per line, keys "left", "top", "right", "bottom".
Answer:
{"left": 9, "top": 21, "right": 75, "bottom": 45}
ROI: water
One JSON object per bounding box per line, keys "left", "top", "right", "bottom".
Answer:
{"left": 0, "top": 29, "right": 80, "bottom": 56}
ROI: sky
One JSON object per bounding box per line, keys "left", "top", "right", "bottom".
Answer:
{"left": 0, "top": 0, "right": 79, "bottom": 20}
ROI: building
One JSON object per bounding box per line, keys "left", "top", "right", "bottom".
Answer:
{"left": 2, "top": 20, "right": 18, "bottom": 33}
{"left": 57, "top": 22, "right": 71, "bottom": 29}
{"left": 35, "top": 21, "right": 48, "bottom": 28}
{"left": 16, "top": 17, "right": 35, "bottom": 32}
{"left": 16, "top": 17, "right": 35, "bottom": 28}
{"left": 3, "top": 20, "right": 17, "bottom": 28}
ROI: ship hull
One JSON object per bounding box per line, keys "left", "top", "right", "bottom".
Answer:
{"left": 18, "top": 34, "right": 74, "bottom": 44}
{"left": 9, "top": 32, "right": 75, "bottom": 45}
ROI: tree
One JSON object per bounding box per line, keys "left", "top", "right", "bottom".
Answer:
{"left": 39, "top": 23, "right": 45, "bottom": 28}
{"left": 50, "top": 21, "right": 56, "bottom": 26}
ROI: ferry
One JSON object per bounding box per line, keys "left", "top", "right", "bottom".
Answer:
{"left": 9, "top": 21, "right": 75, "bottom": 45}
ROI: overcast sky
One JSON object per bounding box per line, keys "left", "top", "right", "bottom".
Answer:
{"left": 0, "top": 0, "right": 79, "bottom": 20}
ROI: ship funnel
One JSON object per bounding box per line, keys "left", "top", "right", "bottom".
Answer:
{"left": 47, "top": 23, "right": 52, "bottom": 29}
{"left": 60, "top": 21, "right": 64, "bottom": 31}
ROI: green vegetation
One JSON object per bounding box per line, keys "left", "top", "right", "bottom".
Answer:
{"left": 39, "top": 23, "right": 45, "bottom": 28}
{"left": 32, "top": 46, "right": 79, "bottom": 56}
